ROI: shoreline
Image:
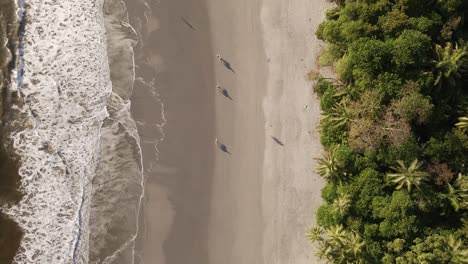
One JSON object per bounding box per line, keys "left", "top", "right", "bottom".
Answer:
{"left": 0, "top": 0, "right": 331, "bottom": 262}
{"left": 0, "top": 0, "right": 27, "bottom": 261}
{"left": 88, "top": 1, "right": 148, "bottom": 263}
{"left": 125, "top": 0, "right": 330, "bottom": 263}
{"left": 124, "top": 0, "right": 215, "bottom": 263}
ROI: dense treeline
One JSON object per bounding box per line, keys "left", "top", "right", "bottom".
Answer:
{"left": 308, "top": 0, "right": 468, "bottom": 263}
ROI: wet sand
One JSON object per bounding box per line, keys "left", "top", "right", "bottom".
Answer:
{"left": 126, "top": 0, "right": 215, "bottom": 263}
{"left": 125, "top": 0, "right": 330, "bottom": 263}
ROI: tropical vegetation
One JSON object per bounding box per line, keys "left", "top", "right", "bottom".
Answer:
{"left": 308, "top": 0, "right": 468, "bottom": 262}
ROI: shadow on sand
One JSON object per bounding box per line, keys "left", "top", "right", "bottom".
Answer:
{"left": 217, "top": 86, "right": 233, "bottom": 100}
{"left": 215, "top": 139, "right": 231, "bottom": 154}
{"left": 219, "top": 58, "right": 235, "bottom": 73}
{"left": 181, "top": 17, "right": 196, "bottom": 31}
{"left": 271, "top": 136, "right": 284, "bottom": 146}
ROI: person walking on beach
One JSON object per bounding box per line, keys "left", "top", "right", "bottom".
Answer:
{"left": 216, "top": 54, "right": 235, "bottom": 73}
{"left": 216, "top": 84, "right": 233, "bottom": 100}
{"left": 215, "top": 138, "right": 230, "bottom": 154}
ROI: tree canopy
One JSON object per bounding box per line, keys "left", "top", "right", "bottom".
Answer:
{"left": 309, "top": 0, "right": 468, "bottom": 262}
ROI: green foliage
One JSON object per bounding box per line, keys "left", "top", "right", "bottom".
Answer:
{"left": 440, "top": 15, "right": 462, "bottom": 41}
{"left": 387, "top": 159, "right": 429, "bottom": 192}
{"left": 396, "top": 233, "right": 468, "bottom": 264}
{"left": 379, "top": 8, "right": 408, "bottom": 36}
{"left": 387, "top": 238, "right": 405, "bottom": 252}
{"left": 433, "top": 42, "right": 468, "bottom": 88}
{"left": 456, "top": 116, "right": 468, "bottom": 129}
{"left": 407, "top": 13, "right": 442, "bottom": 36}
{"left": 322, "top": 99, "right": 352, "bottom": 130}
{"left": 337, "top": 38, "right": 393, "bottom": 83}
{"left": 320, "top": 87, "right": 337, "bottom": 112}
{"left": 320, "top": 118, "right": 347, "bottom": 148}
{"left": 446, "top": 234, "right": 468, "bottom": 263}
{"left": 321, "top": 182, "right": 339, "bottom": 203}
{"left": 307, "top": 224, "right": 366, "bottom": 263}
{"left": 437, "top": 0, "right": 463, "bottom": 17}
{"left": 374, "top": 72, "right": 402, "bottom": 100}
{"left": 311, "top": 0, "right": 468, "bottom": 262}
{"left": 316, "top": 146, "right": 350, "bottom": 183}
{"left": 379, "top": 139, "right": 423, "bottom": 166}
{"left": 391, "top": 30, "right": 432, "bottom": 72}
{"left": 318, "top": 43, "right": 343, "bottom": 66}
{"left": 442, "top": 173, "right": 468, "bottom": 212}
{"left": 424, "top": 131, "right": 468, "bottom": 172}
{"left": 344, "top": 168, "right": 385, "bottom": 217}
{"left": 332, "top": 193, "right": 352, "bottom": 215}
{"left": 317, "top": 204, "right": 343, "bottom": 227}
{"left": 314, "top": 79, "right": 334, "bottom": 97}
{"left": 372, "top": 191, "right": 419, "bottom": 239}
{"left": 349, "top": 89, "right": 384, "bottom": 119}
{"left": 333, "top": 144, "right": 356, "bottom": 172}
{"left": 316, "top": 149, "right": 340, "bottom": 181}
{"left": 390, "top": 83, "right": 433, "bottom": 124}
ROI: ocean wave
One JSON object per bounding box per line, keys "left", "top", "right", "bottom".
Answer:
{"left": 89, "top": 0, "right": 144, "bottom": 263}
{"left": 2, "top": 0, "right": 112, "bottom": 263}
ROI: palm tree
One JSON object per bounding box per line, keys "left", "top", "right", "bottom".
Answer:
{"left": 309, "top": 225, "right": 366, "bottom": 263}
{"left": 387, "top": 159, "right": 429, "bottom": 192}
{"left": 456, "top": 117, "right": 468, "bottom": 129}
{"left": 433, "top": 42, "right": 468, "bottom": 87}
{"left": 326, "top": 225, "right": 365, "bottom": 263}
{"left": 332, "top": 193, "right": 351, "bottom": 215}
{"left": 316, "top": 149, "right": 340, "bottom": 181}
{"left": 307, "top": 227, "right": 335, "bottom": 261}
{"left": 443, "top": 173, "right": 468, "bottom": 212}
{"left": 316, "top": 147, "right": 348, "bottom": 183}
{"left": 446, "top": 235, "right": 468, "bottom": 264}
{"left": 306, "top": 226, "right": 323, "bottom": 242}
{"left": 345, "top": 232, "right": 366, "bottom": 258}
{"left": 323, "top": 98, "right": 351, "bottom": 129}
{"left": 326, "top": 225, "right": 348, "bottom": 246}
{"left": 315, "top": 242, "right": 333, "bottom": 261}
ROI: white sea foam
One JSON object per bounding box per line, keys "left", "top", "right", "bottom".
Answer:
{"left": 2, "top": 0, "right": 112, "bottom": 263}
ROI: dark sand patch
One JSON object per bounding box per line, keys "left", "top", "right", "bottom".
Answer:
{"left": 0, "top": 0, "right": 24, "bottom": 262}
{"left": 0, "top": 214, "right": 22, "bottom": 263}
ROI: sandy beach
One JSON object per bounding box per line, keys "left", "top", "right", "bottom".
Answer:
{"left": 125, "top": 0, "right": 331, "bottom": 263}
{"left": 261, "top": 1, "right": 332, "bottom": 263}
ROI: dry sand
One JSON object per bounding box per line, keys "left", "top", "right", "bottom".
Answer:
{"left": 261, "top": 1, "right": 332, "bottom": 263}
{"left": 125, "top": 0, "right": 332, "bottom": 263}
